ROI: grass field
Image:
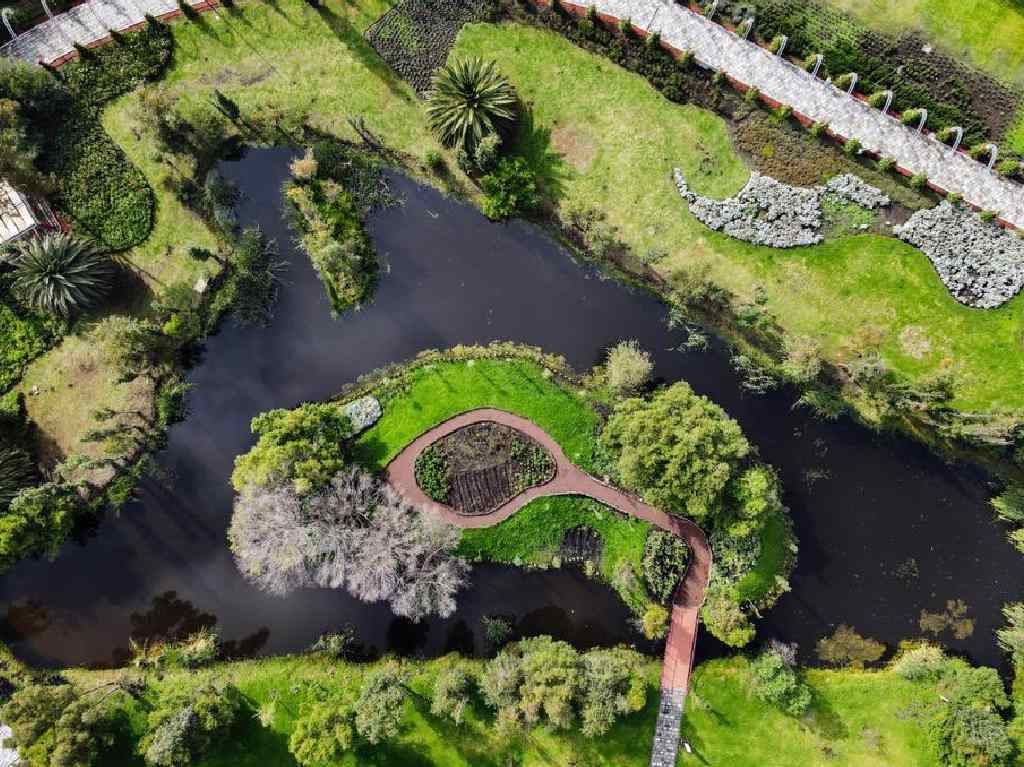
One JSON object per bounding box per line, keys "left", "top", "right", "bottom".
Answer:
{"left": 352, "top": 358, "right": 600, "bottom": 471}
{"left": 75, "top": 653, "right": 938, "bottom": 767}
{"left": 451, "top": 22, "right": 1024, "bottom": 415}
{"left": 824, "top": 0, "right": 1024, "bottom": 90}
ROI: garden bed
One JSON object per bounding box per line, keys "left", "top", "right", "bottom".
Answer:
{"left": 414, "top": 420, "right": 556, "bottom": 514}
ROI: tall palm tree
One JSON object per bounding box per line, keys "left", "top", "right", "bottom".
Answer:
{"left": 426, "top": 58, "right": 517, "bottom": 155}
{"left": 9, "top": 232, "right": 116, "bottom": 319}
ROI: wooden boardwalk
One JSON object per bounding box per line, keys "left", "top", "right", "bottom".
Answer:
{"left": 386, "top": 408, "right": 711, "bottom": 766}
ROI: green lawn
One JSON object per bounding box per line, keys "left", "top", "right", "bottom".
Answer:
{"left": 451, "top": 22, "right": 1024, "bottom": 415}
{"left": 352, "top": 358, "right": 600, "bottom": 471}
{"left": 78, "top": 653, "right": 939, "bottom": 767}
{"left": 458, "top": 494, "right": 654, "bottom": 611}
{"left": 824, "top": 0, "right": 1024, "bottom": 90}
{"left": 683, "top": 657, "right": 940, "bottom": 766}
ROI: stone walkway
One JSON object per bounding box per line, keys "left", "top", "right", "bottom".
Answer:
{"left": 386, "top": 408, "right": 711, "bottom": 767}
{"left": 567, "top": 0, "right": 1023, "bottom": 229}
{"left": 0, "top": 0, "right": 188, "bottom": 65}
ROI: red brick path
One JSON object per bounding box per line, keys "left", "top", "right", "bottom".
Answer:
{"left": 385, "top": 408, "right": 712, "bottom": 693}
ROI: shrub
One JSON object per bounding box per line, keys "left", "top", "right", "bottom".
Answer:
{"left": 482, "top": 615, "right": 513, "bottom": 647}
{"left": 711, "top": 69, "right": 725, "bottom": 85}
{"left": 996, "top": 159, "right": 1020, "bottom": 177}
{"left": 750, "top": 648, "right": 811, "bottom": 716}
{"left": 808, "top": 121, "right": 828, "bottom": 138}
{"left": 223, "top": 227, "right": 285, "bottom": 328}
{"left": 414, "top": 445, "right": 449, "bottom": 502}
{"left": 605, "top": 340, "right": 653, "bottom": 394}
{"left": 480, "top": 157, "right": 539, "bottom": 221}
{"left": 867, "top": 90, "right": 889, "bottom": 109}
{"left": 891, "top": 644, "right": 948, "bottom": 681}
{"left": 801, "top": 53, "right": 821, "bottom": 73}
{"left": 992, "top": 485, "right": 1024, "bottom": 525}
{"left": 642, "top": 529, "right": 689, "bottom": 604}
{"left": 780, "top": 335, "right": 823, "bottom": 384}
{"left": 231, "top": 403, "right": 352, "bottom": 494}
{"left": 8, "top": 233, "right": 115, "bottom": 319}
{"left": 619, "top": 16, "right": 632, "bottom": 36}
{"left": 969, "top": 143, "right": 991, "bottom": 161}
{"left": 946, "top": 191, "right": 963, "bottom": 204}
{"left": 816, "top": 625, "right": 885, "bottom": 667}
{"left": 702, "top": 586, "right": 755, "bottom": 647}
{"left": 641, "top": 603, "right": 669, "bottom": 639}
{"left": 876, "top": 156, "right": 896, "bottom": 172}
{"left": 431, "top": 664, "right": 474, "bottom": 725}
{"left": 677, "top": 50, "right": 694, "bottom": 68}
{"left": 842, "top": 138, "right": 862, "bottom": 156}
{"left": 473, "top": 132, "right": 502, "bottom": 173}
{"left": 424, "top": 149, "right": 445, "bottom": 173}
{"left": 980, "top": 209, "right": 998, "bottom": 223}
{"left": 834, "top": 73, "right": 856, "bottom": 92}
{"left": 354, "top": 663, "right": 406, "bottom": 744}
{"left": 289, "top": 148, "right": 318, "bottom": 181}
{"left": 601, "top": 381, "right": 750, "bottom": 522}
{"left": 140, "top": 683, "right": 243, "bottom": 767}
{"left": 289, "top": 701, "right": 353, "bottom": 765}
{"left": 743, "top": 86, "right": 760, "bottom": 103}
{"left": 426, "top": 58, "right": 517, "bottom": 155}
{"left": 310, "top": 626, "right": 361, "bottom": 659}
{"left": 910, "top": 173, "right": 928, "bottom": 190}
{"left": 901, "top": 108, "right": 924, "bottom": 127}
{"left": 771, "top": 105, "right": 793, "bottom": 123}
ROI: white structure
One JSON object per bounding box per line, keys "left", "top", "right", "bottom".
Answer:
{"left": 0, "top": 724, "right": 21, "bottom": 767}
{"left": 0, "top": 180, "right": 56, "bottom": 246}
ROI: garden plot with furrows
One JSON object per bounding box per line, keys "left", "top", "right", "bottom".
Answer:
{"left": 364, "top": 0, "right": 487, "bottom": 94}
{"left": 415, "top": 421, "right": 556, "bottom": 514}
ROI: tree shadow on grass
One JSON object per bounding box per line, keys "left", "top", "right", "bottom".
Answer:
{"left": 512, "top": 104, "right": 569, "bottom": 208}
{"left": 806, "top": 685, "right": 848, "bottom": 741}
{"left": 313, "top": 3, "right": 417, "bottom": 103}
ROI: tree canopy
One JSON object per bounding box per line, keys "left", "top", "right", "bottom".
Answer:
{"left": 600, "top": 381, "right": 750, "bottom": 521}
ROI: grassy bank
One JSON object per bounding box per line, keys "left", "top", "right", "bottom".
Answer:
{"left": 68, "top": 653, "right": 940, "bottom": 767}
{"left": 824, "top": 0, "right": 1024, "bottom": 90}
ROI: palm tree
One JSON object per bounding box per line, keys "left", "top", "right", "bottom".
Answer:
{"left": 9, "top": 232, "right": 116, "bottom": 319}
{"left": 0, "top": 447, "right": 35, "bottom": 510}
{"left": 426, "top": 58, "right": 517, "bottom": 155}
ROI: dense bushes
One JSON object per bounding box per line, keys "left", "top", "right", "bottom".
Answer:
{"left": 605, "top": 339, "right": 653, "bottom": 394}
{"left": 0, "top": 482, "right": 81, "bottom": 572}
{"left": 600, "top": 381, "right": 750, "bottom": 523}
{"left": 0, "top": 297, "right": 57, "bottom": 392}
{"left": 480, "top": 156, "right": 540, "bottom": 220}
{"left": 231, "top": 403, "right": 352, "bottom": 494}
{"left": 41, "top": 25, "right": 172, "bottom": 249}
{"left": 284, "top": 142, "right": 387, "bottom": 313}
{"left": 481, "top": 636, "right": 646, "bottom": 736}
{"left": 141, "top": 683, "right": 243, "bottom": 767}
{"left": 641, "top": 529, "right": 689, "bottom": 604}
{"left": 414, "top": 445, "right": 450, "bottom": 502}
{"left": 749, "top": 644, "right": 811, "bottom": 716}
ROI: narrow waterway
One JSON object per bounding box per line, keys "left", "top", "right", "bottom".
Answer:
{"left": 1, "top": 148, "right": 1018, "bottom": 669}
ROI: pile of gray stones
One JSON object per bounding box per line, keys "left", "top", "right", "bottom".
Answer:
{"left": 895, "top": 202, "right": 1024, "bottom": 309}
{"left": 672, "top": 169, "right": 890, "bottom": 248}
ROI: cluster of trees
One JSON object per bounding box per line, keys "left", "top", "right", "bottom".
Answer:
{"left": 425, "top": 58, "right": 539, "bottom": 221}
{"left": 229, "top": 466, "right": 468, "bottom": 621}
{"left": 891, "top": 645, "right": 1017, "bottom": 767}
{"left": 1, "top": 676, "right": 242, "bottom": 767}
{"left": 749, "top": 641, "right": 811, "bottom": 716}
{"left": 599, "top": 377, "right": 794, "bottom": 646}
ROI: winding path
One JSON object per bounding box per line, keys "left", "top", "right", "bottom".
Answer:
{"left": 386, "top": 408, "right": 711, "bottom": 767}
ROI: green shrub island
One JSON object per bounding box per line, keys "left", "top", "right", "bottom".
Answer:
{"left": 641, "top": 529, "right": 689, "bottom": 604}
{"left": 284, "top": 141, "right": 389, "bottom": 314}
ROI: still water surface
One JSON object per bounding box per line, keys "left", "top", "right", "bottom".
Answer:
{"left": 1, "top": 148, "right": 1018, "bottom": 669}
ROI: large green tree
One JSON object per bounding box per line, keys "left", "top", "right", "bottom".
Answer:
{"left": 600, "top": 382, "right": 750, "bottom": 521}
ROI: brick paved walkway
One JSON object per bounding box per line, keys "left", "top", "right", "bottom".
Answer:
{"left": 569, "top": 0, "right": 1023, "bottom": 229}
{"left": 386, "top": 408, "right": 711, "bottom": 766}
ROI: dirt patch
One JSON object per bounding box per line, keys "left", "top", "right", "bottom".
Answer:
{"left": 899, "top": 325, "right": 932, "bottom": 359}
{"left": 552, "top": 124, "right": 597, "bottom": 172}
{"left": 414, "top": 421, "right": 555, "bottom": 515}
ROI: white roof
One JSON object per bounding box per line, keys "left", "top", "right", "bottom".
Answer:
{"left": 0, "top": 181, "right": 40, "bottom": 245}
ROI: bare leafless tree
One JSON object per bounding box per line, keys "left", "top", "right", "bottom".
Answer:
{"left": 228, "top": 467, "right": 468, "bottom": 620}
